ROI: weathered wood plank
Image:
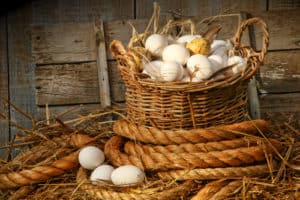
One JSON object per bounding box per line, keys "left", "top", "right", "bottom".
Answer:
{"left": 257, "top": 50, "right": 300, "bottom": 93}
{"left": 95, "top": 21, "right": 111, "bottom": 107}
{"left": 136, "top": 0, "right": 266, "bottom": 19}
{"left": 31, "top": 23, "right": 96, "bottom": 64}
{"left": 260, "top": 93, "right": 300, "bottom": 128}
{"left": 108, "top": 61, "right": 125, "bottom": 103}
{"left": 35, "top": 61, "right": 124, "bottom": 106}
{"left": 0, "top": 16, "right": 9, "bottom": 159}
{"left": 8, "top": 4, "right": 36, "bottom": 157}
{"left": 192, "top": 13, "right": 251, "bottom": 46}
{"left": 269, "top": 0, "right": 300, "bottom": 10}
{"left": 104, "top": 19, "right": 151, "bottom": 59}
{"left": 32, "top": 0, "right": 134, "bottom": 24}
{"left": 37, "top": 104, "right": 101, "bottom": 121}
{"left": 35, "top": 62, "right": 100, "bottom": 105}
{"left": 251, "top": 10, "right": 300, "bottom": 51}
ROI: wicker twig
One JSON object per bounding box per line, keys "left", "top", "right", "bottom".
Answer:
{"left": 157, "top": 164, "right": 273, "bottom": 180}
{"left": 0, "top": 134, "right": 94, "bottom": 189}
{"left": 105, "top": 136, "right": 281, "bottom": 170}
{"left": 124, "top": 138, "right": 261, "bottom": 155}
{"left": 76, "top": 167, "right": 197, "bottom": 200}
{"left": 191, "top": 179, "right": 242, "bottom": 200}
{"left": 113, "top": 119, "right": 270, "bottom": 145}
{"left": 110, "top": 18, "right": 269, "bottom": 130}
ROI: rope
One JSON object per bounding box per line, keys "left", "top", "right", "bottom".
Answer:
{"left": 0, "top": 134, "right": 93, "bottom": 189}
{"left": 113, "top": 119, "right": 270, "bottom": 145}
{"left": 124, "top": 138, "right": 261, "bottom": 155}
{"left": 191, "top": 179, "right": 242, "bottom": 200}
{"left": 158, "top": 164, "right": 272, "bottom": 180}
{"left": 105, "top": 136, "right": 281, "bottom": 170}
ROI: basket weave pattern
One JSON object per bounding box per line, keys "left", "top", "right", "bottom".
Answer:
{"left": 111, "top": 17, "right": 269, "bottom": 130}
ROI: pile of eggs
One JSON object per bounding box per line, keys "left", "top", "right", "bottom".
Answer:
{"left": 141, "top": 33, "right": 247, "bottom": 82}
{"left": 78, "top": 146, "right": 145, "bottom": 185}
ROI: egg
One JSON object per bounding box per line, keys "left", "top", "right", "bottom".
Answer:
{"left": 142, "top": 60, "right": 163, "bottom": 80}
{"left": 111, "top": 165, "right": 145, "bottom": 186}
{"left": 145, "top": 34, "right": 168, "bottom": 57}
{"left": 187, "top": 54, "right": 213, "bottom": 81}
{"left": 211, "top": 40, "right": 227, "bottom": 53}
{"left": 181, "top": 76, "right": 191, "bottom": 82}
{"left": 90, "top": 164, "right": 114, "bottom": 184}
{"left": 78, "top": 146, "right": 105, "bottom": 170}
{"left": 186, "top": 38, "right": 210, "bottom": 56}
{"left": 208, "top": 55, "right": 225, "bottom": 72}
{"left": 227, "top": 56, "right": 246, "bottom": 74}
{"left": 162, "top": 44, "right": 190, "bottom": 65}
{"left": 160, "top": 61, "right": 184, "bottom": 82}
{"left": 177, "top": 34, "right": 201, "bottom": 45}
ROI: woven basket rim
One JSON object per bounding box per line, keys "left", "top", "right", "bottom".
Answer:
{"left": 112, "top": 17, "right": 269, "bottom": 92}
{"left": 118, "top": 61, "right": 254, "bottom": 92}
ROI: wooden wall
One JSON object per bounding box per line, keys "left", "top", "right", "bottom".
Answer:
{"left": 0, "top": 0, "right": 299, "bottom": 159}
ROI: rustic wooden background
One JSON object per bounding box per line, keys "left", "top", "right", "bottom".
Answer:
{"left": 0, "top": 0, "right": 299, "bottom": 159}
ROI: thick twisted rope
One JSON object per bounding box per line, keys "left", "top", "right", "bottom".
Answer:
{"left": 191, "top": 179, "right": 242, "bottom": 200}
{"left": 124, "top": 138, "right": 261, "bottom": 155}
{"left": 158, "top": 164, "right": 272, "bottom": 180}
{"left": 113, "top": 119, "right": 269, "bottom": 145}
{"left": 77, "top": 167, "right": 197, "bottom": 200}
{"left": 0, "top": 134, "right": 94, "bottom": 189}
{"left": 105, "top": 136, "right": 281, "bottom": 170}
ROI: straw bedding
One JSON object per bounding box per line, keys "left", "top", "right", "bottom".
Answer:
{"left": 0, "top": 106, "right": 299, "bottom": 199}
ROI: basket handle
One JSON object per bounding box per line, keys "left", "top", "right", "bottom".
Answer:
{"left": 233, "top": 17, "right": 269, "bottom": 63}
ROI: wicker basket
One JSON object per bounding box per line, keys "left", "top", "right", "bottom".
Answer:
{"left": 111, "top": 18, "right": 269, "bottom": 130}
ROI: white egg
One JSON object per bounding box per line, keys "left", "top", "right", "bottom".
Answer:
{"left": 145, "top": 34, "right": 168, "bottom": 57}
{"left": 78, "top": 146, "right": 105, "bottom": 170}
{"left": 111, "top": 165, "right": 145, "bottom": 185}
{"left": 227, "top": 56, "right": 246, "bottom": 74}
{"left": 187, "top": 54, "right": 213, "bottom": 81}
{"left": 177, "top": 34, "right": 202, "bottom": 45}
{"left": 181, "top": 75, "right": 191, "bottom": 82}
{"left": 208, "top": 55, "right": 225, "bottom": 72}
{"left": 142, "top": 60, "right": 163, "bottom": 80}
{"left": 90, "top": 164, "right": 114, "bottom": 184}
{"left": 160, "top": 61, "right": 183, "bottom": 82}
{"left": 211, "top": 40, "right": 227, "bottom": 53}
{"left": 162, "top": 44, "right": 190, "bottom": 65}
{"left": 212, "top": 46, "right": 227, "bottom": 57}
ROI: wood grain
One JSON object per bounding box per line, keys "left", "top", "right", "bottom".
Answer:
{"left": 104, "top": 19, "right": 150, "bottom": 59}
{"left": 35, "top": 61, "right": 124, "bottom": 106}
{"left": 136, "top": 0, "right": 266, "bottom": 19}
{"left": 35, "top": 62, "right": 100, "bottom": 105}
{"left": 251, "top": 10, "right": 300, "bottom": 51}
{"left": 257, "top": 50, "right": 300, "bottom": 93}
{"left": 260, "top": 93, "right": 300, "bottom": 128}
{"left": 0, "top": 16, "right": 9, "bottom": 159}
{"left": 7, "top": 4, "right": 36, "bottom": 154}
{"left": 37, "top": 104, "right": 101, "bottom": 121}
{"left": 108, "top": 61, "right": 125, "bottom": 103}
{"left": 32, "top": 0, "right": 134, "bottom": 24}
{"left": 95, "top": 21, "right": 111, "bottom": 107}
{"left": 268, "top": 0, "right": 300, "bottom": 10}
{"left": 31, "top": 23, "right": 96, "bottom": 64}
{"left": 191, "top": 12, "right": 250, "bottom": 46}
